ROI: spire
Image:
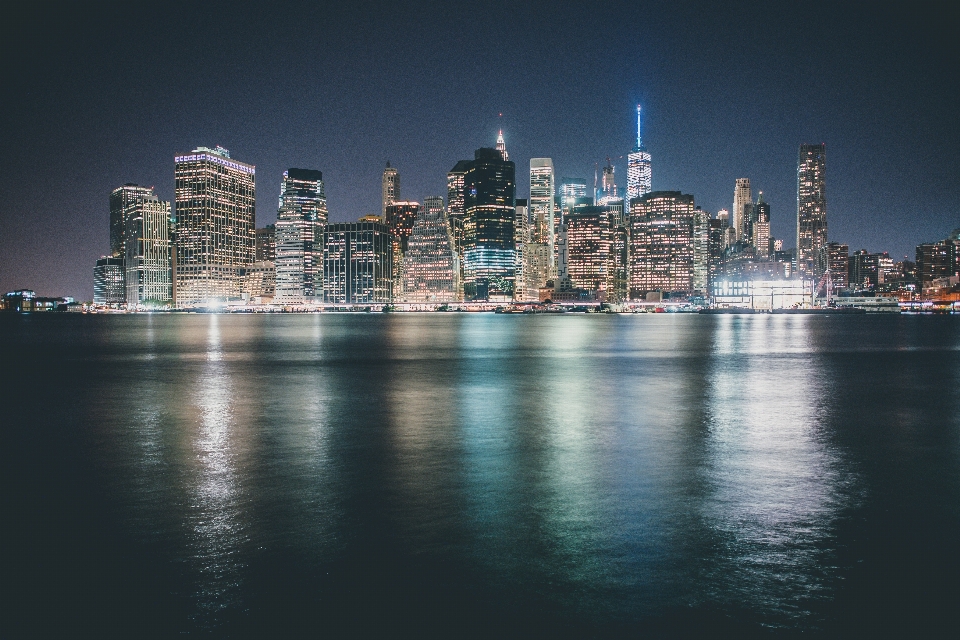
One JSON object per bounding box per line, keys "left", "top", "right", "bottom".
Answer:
{"left": 496, "top": 129, "right": 508, "bottom": 161}
{"left": 635, "top": 104, "right": 645, "bottom": 151}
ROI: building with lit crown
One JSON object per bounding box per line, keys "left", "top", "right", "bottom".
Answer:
{"left": 626, "top": 105, "right": 652, "bottom": 201}
{"left": 462, "top": 145, "right": 516, "bottom": 300}
{"left": 173, "top": 146, "right": 256, "bottom": 306}
{"left": 275, "top": 168, "right": 327, "bottom": 304}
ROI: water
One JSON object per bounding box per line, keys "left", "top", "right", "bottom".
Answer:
{"left": 3, "top": 313, "right": 959, "bottom": 636}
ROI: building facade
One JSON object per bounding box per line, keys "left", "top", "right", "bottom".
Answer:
{"left": 382, "top": 162, "right": 399, "bottom": 218}
{"left": 110, "top": 184, "right": 156, "bottom": 259}
{"left": 173, "top": 146, "right": 256, "bottom": 306}
{"left": 819, "top": 242, "right": 849, "bottom": 290}
{"left": 629, "top": 191, "right": 696, "bottom": 297}
{"left": 733, "top": 178, "right": 752, "bottom": 243}
{"left": 122, "top": 187, "right": 172, "bottom": 306}
{"left": 797, "top": 143, "right": 827, "bottom": 279}
{"left": 566, "top": 206, "right": 612, "bottom": 298}
{"left": 753, "top": 193, "right": 771, "bottom": 258}
{"left": 255, "top": 224, "right": 276, "bottom": 261}
{"left": 385, "top": 201, "right": 420, "bottom": 297}
{"left": 274, "top": 168, "right": 327, "bottom": 304}
{"left": 402, "top": 196, "right": 459, "bottom": 302}
{"left": 323, "top": 222, "right": 393, "bottom": 303}
{"left": 93, "top": 256, "right": 126, "bottom": 305}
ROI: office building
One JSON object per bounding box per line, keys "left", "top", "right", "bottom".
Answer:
{"left": 122, "top": 187, "right": 172, "bottom": 306}
{"left": 818, "top": 242, "right": 849, "bottom": 289}
{"left": 255, "top": 224, "right": 276, "bottom": 261}
{"left": 629, "top": 191, "right": 696, "bottom": 297}
{"left": 797, "top": 143, "right": 827, "bottom": 278}
{"left": 382, "top": 162, "right": 399, "bottom": 218}
{"left": 626, "top": 104, "right": 652, "bottom": 201}
{"left": 385, "top": 200, "right": 420, "bottom": 296}
{"left": 733, "top": 178, "right": 752, "bottom": 242}
{"left": 514, "top": 199, "right": 529, "bottom": 301}
{"left": 462, "top": 145, "right": 516, "bottom": 300}
{"left": 849, "top": 250, "right": 894, "bottom": 291}
{"left": 173, "top": 146, "right": 256, "bottom": 306}
{"left": 916, "top": 237, "right": 959, "bottom": 287}
{"left": 274, "top": 168, "right": 327, "bottom": 304}
{"left": 402, "top": 196, "right": 459, "bottom": 302}
{"left": 323, "top": 221, "right": 393, "bottom": 303}
{"left": 693, "top": 207, "right": 710, "bottom": 292}
{"left": 93, "top": 256, "right": 126, "bottom": 306}
{"left": 529, "top": 159, "right": 556, "bottom": 291}
{"left": 566, "top": 206, "right": 612, "bottom": 298}
{"left": 753, "top": 193, "right": 771, "bottom": 258}
{"left": 110, "top": 184, "right": 155, "bottom": 259}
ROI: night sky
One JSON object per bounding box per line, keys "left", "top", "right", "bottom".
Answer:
{"left": 1, "top": 0, "right": 957, "bottom": 299}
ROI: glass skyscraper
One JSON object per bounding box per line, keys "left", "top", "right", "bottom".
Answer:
{"left": 121, "top": 186, "right": 172, "bottom": 306}
{"left": 274, "top": 168, "right": 327, "bottom": 304}
{"left": 462, "top": 146, "right": 516, "bottom": 300}
{"left": 382, "top": 162, "right": 399, "bottom": 218}
{"left": 626, "top": 105, "right": 652, "bottom": 201}
{"left": 629, "top": 191, "right": 696, "bottom": 297}
{"left": 173, "top": 146, "right": 256, "bottom": 306}
{"left": 323, "top": 221, "right": 393, "bottom": 303}
{"left": 402, "top": 196, "right": 459, "bottom": 302}
{"left": 797, "top": 143, "right": 827, "bottom": 279}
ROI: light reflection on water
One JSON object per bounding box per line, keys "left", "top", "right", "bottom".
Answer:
{"left": 5, "top": 312, "right": 959, "bottom": 633}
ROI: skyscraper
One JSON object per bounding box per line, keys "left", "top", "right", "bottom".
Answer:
{"left": 173, "top": 146, "right": 256, "bottom": 306}
{"left": 626, "top": 104, "right": 652, "bottom": 201}
{"left": 402, "top": 196, "right": 459, "bottom": 303}
{"left": 629, "top": 191, "right": 696, "bottom": 297}
{"left": 753, "top": 192, "right": 771, "bottom": 258}
{"left": 385, "top": 201, "right": 420, "bottom": 296}
{"left": 462, "top": 145, "right": 516, "bottom": 300}
{"left": 323, "top": 221, "right": 393, "bottom": 303}
{"left": 596, "top": 160, "right": 618, "bottom": 205}
{"left": 528, "top": 159, "right": 556, "bottom": 292}
{"left": 122, "top": 186, "right": 172, "bottom": 306}
{"left": 559, "top": 177, "right": 588, "bottom": 220}
{"left": 566, "top": 206, "right": 612, "bottom": 298}
{"left": 797, "top": 143, "right": 827, "bottom": 279}
{"left": 733, "top": 178, "right": 752, "bottom": 242}
{"left": 382, "top": 162, "right": 399, "bottom": 218}
{"left": 514, "top": 198, "right": 529, "bottom": 301}
{"left": 93, "top": 256, "right": 126, "bottom": 306}
{"left": 496, "top": 129, "right": 509, "bottom": 161}
{"left": 255, "top": 224, "right": 276, "bottom": 262}
{"left": 274, "top": 168, "right": 327, "bottom": 304}
{"left": 446, "top": 160, "right": 471, "bottom": 283}
{"left": 110, "top": 184, "right": 156, "bottom": 259}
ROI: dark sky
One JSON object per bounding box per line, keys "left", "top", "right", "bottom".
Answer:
{"left": 1, "top": 0, "right": 957, "bottom": 299}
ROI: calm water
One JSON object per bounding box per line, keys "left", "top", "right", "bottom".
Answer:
{"left": 3, "top": 313, "right": 960, "bottom": 636}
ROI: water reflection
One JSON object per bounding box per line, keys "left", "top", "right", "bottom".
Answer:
{"left": 699, "top": 315, "right": 855, "bottom": 627}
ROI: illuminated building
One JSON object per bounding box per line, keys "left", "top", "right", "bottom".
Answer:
{"left": 528, "top": 159, "right": 556, "bottom": 292}
{"left": 446, "top": 160, "right": 471, "bottom": 288}
{"left": 385, "top": 201, "right": 420, "bottom": 296}
{"left": 566, "top": 206, "right": 612, "bottom": 298}
{"left": 693, "top": 207, "right": 710, "bottom": 292}
{"left": 849, "top": 250, "right": 894, "bottom": 291}
{"left": 382, "top": 162, "right": 399, "bottom": 218}
{"left": 712, "top": 279, "right": 809, "bottom": 310}
{"left": 255, "top": 224, "right": 276, "bottom": 261}
{"left": 462, "top": 145, "right": 516, "bottom": 300}
{"left": 610, "top": 223, "right": 629, "bottom": 303}
{"left": 559, "top": 177, "right": 588, "bottom": 219}
{"left": 323, "top": 221, "right": 393, "bottom": 303}
{"left": 596, "top": 160, "right": 619, "bottom": 205}
{"left": 496, "top": 129, "right": 509, "bottom": 161}
{"left": 753, "top": 193, "right": 771, "bottom": 258}
{"left": 110, "top": 184, "right": 155, "bottom": 259}
{"left": 818, "top": 242, "right": 849, "bottom": 289}
{"left": 122, "top": 187, "right": 172, "bottom": 306}
{"left": 274, "top": 168, "right": 327, "bottom": 304}
{"left": 629, "top": 191, "right": 696, "bottom": 297}
{"left": 797, "top": 143, "right": 827, "bottom": 278}
{"left": 626, "top": 104, "right": 652, "bottom": 201}
{"left": 916, "top": 236, "right": 959, "bottom": 287}
{"left": 402, "top": 196, "right": 459, "bottom": 302}
{"left": 514, "top": 199, "right": 529, "bottom": 301}
{"left": 733, "top": 178, "right": 752, "bottom": 242}
{"left": 93, "top": 256, "right": 126, "bottom": 305}
{"left": 241, "top": 261, "right": 275, "bottom": 302}
{"left": 173, "top": 146, "right": 255, "bottom": 306}
{"left": 708, "top": 216, "right": 726, "bottom": 288}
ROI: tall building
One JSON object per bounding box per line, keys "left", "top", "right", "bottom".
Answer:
{"left": 110, "top": 184, "right": 155, "bottom": 259}
{"left": 446, "top": 160, "right": 471, "bottom": 284}
{"left": 462, "top": 146, "right": 516, "bottom": 300}
{"left": 385, "top": 201, "right": 420, "bottom": 296}
{"left": 693, "top": 207, "right": 710, "bottom": 293}
{"left": 514, "top": 199, "right": 529, "bottom": 301}
{"left": 173, "top": 146, "right": 256, "bottom": 306}
{"left": 122, "top": 186, "right": 172, "bottom": 306}
{"left": 626, "top": 104, "right": 652, "bottom": 201}
{"left": 496, "top": 129, "right": 509, "bottom": 161}
{"left": 596, "top": 160, "right": 618, "bottom": 205}
{"left": 797, "top": 143, "right": 827, "bottom": 279}
{"left": 819, "top": 242, "right": 849, "bottom": 289}
{"left": 255, "top": 224, "right": 276, "bottom": 262}
{"left": 559, "top": 177, "right": 588, "bottom": 220}
{"left": 274, "top": 168, "right": 327, "bottom": 304}
{"left": 566, "top": 206, "right": 612, "bottom": 298}
{"left": 753, "top": 193, "right": 771, "bottom": 258}
{"left": 323, "top": 221, "right": 393, "bottom": 303}
{"left": 629, "top": 191, "right": 696, "bottom": 297}
{"left": 916, "top": 237, "right": 959, "bottom": 287}
{"left": 93, "top": 256, "right": 126, "bottom": 306}
{"left": 849, "top": 250, "right": 894, "bottom": 291}
{"left": 382, "top": 162, "right": 399, "bottom": 218}
{"left": 733, "top": 178, "right": 752, "bottom": 242}
{"left": 708, "top": 216, "right": 727, "bottom": 289}
{"left": 402, "top": 196, "right": 459, "bottom": 302}
{"left": 529, "top": 159, "right": 556, "bottom": 290}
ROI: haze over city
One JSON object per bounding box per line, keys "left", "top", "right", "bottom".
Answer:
{"left": 1, "top": 0, "right": 957, "bottom": 299}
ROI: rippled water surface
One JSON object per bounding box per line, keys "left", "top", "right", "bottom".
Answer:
{"left": 3, "top": 313, "right": 959, "bottom": 635}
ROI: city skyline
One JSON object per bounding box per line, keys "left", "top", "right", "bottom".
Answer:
{"left": 1, "top": 1, "right": 957, "bottom": 299}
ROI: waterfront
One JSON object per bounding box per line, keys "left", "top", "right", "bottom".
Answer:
{"left": 3, "top": 313, "right": 959, "bottom": 636}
